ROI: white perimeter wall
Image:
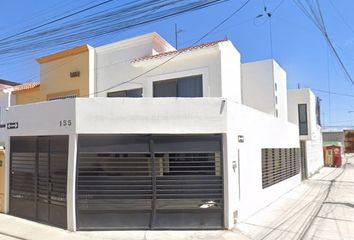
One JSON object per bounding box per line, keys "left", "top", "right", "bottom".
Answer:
{"left": 273, "top": 61, "right": 288, "bottom": 121}
{"left": 225, "top": 101, "right": 300, "bottom": 222}
{"left": 306, "top": 125, "right": 323, "bottom": 177}
{"left": 75, "top": 98, "right": 226, "bottom": 134}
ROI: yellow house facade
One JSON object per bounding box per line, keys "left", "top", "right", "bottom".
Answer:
{"left": 14, "top": 45, "right": 94, "bottom": 105}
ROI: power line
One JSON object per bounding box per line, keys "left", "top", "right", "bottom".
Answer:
{"left": 272, "top": 0, "right": 286, "bottom": 15}
{"left": 312, "top": 88, "right": 354, "bottom": 98}
{"left": 328, "top": 0, "right": 354, "bottom": 36}
{"left": 0, "top": 0, "right": 231, "bottom": 59}
{"left": 293, "top": 0, "right": 354, "bottom": 88}
{"left": 327, "top": 47, "right": 332, "bottom": 127}
{"left": 0, "top": 0, "right": 116, "bottom": 43}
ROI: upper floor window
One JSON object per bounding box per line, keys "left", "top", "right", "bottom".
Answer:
{"left": 153, "top": 75, "right": 203, "bottom": 98}
{"left": 316, "top": 97, "right": 321, "bottom": 126}
{"left": 107, "top": 88, "right": 142, "bottom": 98}
{"left": 298, "top": 104, "right": 308, "bottom": 135}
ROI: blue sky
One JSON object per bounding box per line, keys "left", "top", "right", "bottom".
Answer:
{"left": 1, "top": 0, "right": 354, "bottom": 127}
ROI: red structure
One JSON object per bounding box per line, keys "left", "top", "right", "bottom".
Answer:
{"left": 323, "top": 145, "right": 342, "bottom": 167}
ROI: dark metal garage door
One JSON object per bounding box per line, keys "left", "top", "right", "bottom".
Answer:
{"left": 10, "top": 136, "right": 68, "bottom": 228}
{"left": 77, "top": 135, "right": 223, "bottom": 230}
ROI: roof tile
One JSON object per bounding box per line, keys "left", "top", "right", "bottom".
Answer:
{"left": 13, "top": 82, "right": 40, "bottom": 92}
{"left": 132, "top": 39, "right": 227, "bottom": 63}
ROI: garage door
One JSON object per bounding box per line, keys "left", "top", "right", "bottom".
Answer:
{"left": 10, "top": 136, "right": 68, "bottom": 228}
{"left": 77, "top": 135, "right": 223, "bottom": 230}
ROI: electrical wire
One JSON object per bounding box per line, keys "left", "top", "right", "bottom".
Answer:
{"left": 0, "top": 0, "right": 230, "bottom": 59}
{"left": 0, "top": 0, "right": 115, "bottom": 42}
{"left": 293, "top": 0, "right": 354, "bottom": 88}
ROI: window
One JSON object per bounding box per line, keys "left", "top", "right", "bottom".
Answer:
{"left": 274, "top": 83, "right": 278, "bottom": 91}
{"left": 107, "top": 88, "right": 142, "bottom": 98}
{"left": 262, "top": 148, "right": 300, "bottom": 189}
{"left": 48, "top": 95, "right": 77, "bottom": 101}
{"left": 275, "top": 96, "right": 278, "bottom": 104}
{"left": 316, "top": 97, "right": 321, "bottom": 126}
{"left": 153, "top": 75, "right": 203, "bottom": 97}
{"left": 298, "top": 104, "right": 308, "bottom": 135}
{"left": 275, "top": 109, "right": 278, "bottom": 118}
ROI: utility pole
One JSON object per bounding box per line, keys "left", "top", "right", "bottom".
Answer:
{"left": 255, "top": 7, "right": 273, "bottom": 58}
{"left": 175, "top": 23, "right": 178, "bottom": 49}
{"left": 174, "top": 23, "right": 183, "bottom": 49}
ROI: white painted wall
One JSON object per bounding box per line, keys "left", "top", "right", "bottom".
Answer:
{"left": 219, "top": 42, "right": 242, "bottom": 103}
{"left": 306, "top": 125, "right": 323, "bottom": 177}
{"left": 0, "top": 91, "right": 15, "bottom": 145}
{"left": 241, "top": 59, "right": 288, "bottom": 120}
{"left": 4, "top": 99, "right": 76, "bottom": 137}
{"left": 273, "top": 61, "right": 288, "bottom": 121}
{"left": 97, "top": 37, "right": 242, "bottom": 101}
{"left": 95, "top": 33, "right": 175, "bottom": 97}
{"left": 241, "top": 60, "right": 275, "bottom": 116}
{"left": 226, "top": 101, "right": 300, "bottom": 221}
{"left": 75, "top": 98, "right": 226, "bottom": 134}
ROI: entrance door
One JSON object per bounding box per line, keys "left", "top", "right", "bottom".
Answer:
{"left": 300, "top": 140, "right": 308, "bottom": 180}
{"left": 76, "top": 135, "right": 223, "bottom": 230}
{"left": 10, "top": 136, "right": 68, "bottom": 228}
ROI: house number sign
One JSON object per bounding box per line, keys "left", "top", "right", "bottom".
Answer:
{"left": 59, "top": 120, "right": 72, "bottom": 127}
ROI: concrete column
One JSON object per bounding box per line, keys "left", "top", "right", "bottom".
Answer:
{"left": 223, "top": 130, "right": 240, "bottom": 230}
{"left": 88, "top": 46, "right": 96, "bottom": 98}
{"left": 67, "top": 134, "right": 78, "bottom": 231}
{"left": 4, "top": 136, "right": 10, "bottom": 214}
{"left": 222, "top": 133, "right": 232, "bottom": 229}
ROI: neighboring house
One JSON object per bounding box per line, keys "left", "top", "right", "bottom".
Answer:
{"left": 3, "top": 33, "right": 300, "bottom": 231}
{"left": 0, "top": 79, "right": 19, "bottom": 213}
{"left": 322, "top": 128, "right": 344, "bottom": 147}
{"left": 288, "top": 88, "right": 323, "bottom": 179}
{"left": 0, "top": 79, "right": 19, "bottom": 145}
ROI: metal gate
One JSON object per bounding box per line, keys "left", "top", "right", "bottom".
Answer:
{"left": 10, "top": 136, "right": 68, "bottom": 228}
{"left": 77, "top": 135, "right": 223, "bottom": 230}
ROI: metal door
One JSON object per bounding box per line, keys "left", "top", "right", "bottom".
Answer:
{"left": 76, "top": 135, "right": 223, "bottom": 230}
{"left": 10, "top": 136, "right": 68, "bottom": 228}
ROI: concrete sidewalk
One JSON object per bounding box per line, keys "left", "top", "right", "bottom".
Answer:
{"left": 0, "top": 214, "right": 249, "bottom": 240}
{"left": 236, "top": 156, "right": 354, "bottom": 240}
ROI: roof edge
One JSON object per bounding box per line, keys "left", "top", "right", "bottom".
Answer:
{"left": 131, "top": 39, "right": 227, "bottom": 64}
{"left": 36, "top": 45, "right": 90, "bottom": 64}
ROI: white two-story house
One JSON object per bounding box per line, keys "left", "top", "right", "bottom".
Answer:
{"left": 3, "top": 33, "right": 300, "bottom": 231}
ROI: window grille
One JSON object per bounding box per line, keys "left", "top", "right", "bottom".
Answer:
{"left": 262, "top": 148, "right": 300, "bottom": 189}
